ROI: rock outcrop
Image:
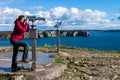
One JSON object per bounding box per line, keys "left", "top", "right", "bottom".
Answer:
{"left": 37, "top": 30, "right": 90, "bottom": 38}
{"left": 0, "top": 30, "right": 90, "bottom": 39}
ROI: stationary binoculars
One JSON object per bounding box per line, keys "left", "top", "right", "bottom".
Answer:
{"left": 26, "top": 16, "right": 45, "bottom": 28}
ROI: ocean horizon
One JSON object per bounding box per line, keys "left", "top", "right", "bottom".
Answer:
{"left": 0, "top": 31, "right": 120, "bottom": 51}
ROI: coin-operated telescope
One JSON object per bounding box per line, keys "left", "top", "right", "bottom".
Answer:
{"left": 27, "top": 16, "right": 45, "bottom": 71}
{"left": 26, "top": 16, "right": 45, "bottom": 28}
{"left": 54, "top": 21, "right": 62, "bottom": 53}
{"left": 28, "top": 16, "right": 45, "bottom": 38}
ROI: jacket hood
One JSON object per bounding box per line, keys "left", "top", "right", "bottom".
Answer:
{"left": 14, "top": 19, "right": 19, "bottom": 24}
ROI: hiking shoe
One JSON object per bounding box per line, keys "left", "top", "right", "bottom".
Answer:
{"left": 22, "top": 59, "right": 31, "bottom": 63}
{"left": 27, "top": 58, "right": 33, "bottom": 61}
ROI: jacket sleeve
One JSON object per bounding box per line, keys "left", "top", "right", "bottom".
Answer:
{"left": 15, "top": 21, "right": 29, "bottom": 33}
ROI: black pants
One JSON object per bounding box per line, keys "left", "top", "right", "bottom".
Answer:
{"left": 10, "top": 40, "right": 29, "bottom": 68}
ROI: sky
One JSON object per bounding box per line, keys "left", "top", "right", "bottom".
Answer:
{"left": 0, "top": 0, "right": 120, "bottom": 31}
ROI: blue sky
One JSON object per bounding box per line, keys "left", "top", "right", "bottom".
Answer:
{"left": 32, "top": 0, "right": 118, "bottom": 13}
{"left": 0, "top": 0, "right": 120, "bottom": 31}
{"left": 2, "top": 0, "right": 120, "bottom": 13}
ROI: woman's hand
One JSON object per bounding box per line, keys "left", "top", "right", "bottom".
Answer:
{"left": 26, "top": 18, "right": 29, "bottom": 23}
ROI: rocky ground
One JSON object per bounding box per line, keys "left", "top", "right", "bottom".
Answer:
{"left": 55, "top": 50, "right": 120, "bottom": 80}
{"left": 0, "top": 47, "right": 120, "bottom": 80}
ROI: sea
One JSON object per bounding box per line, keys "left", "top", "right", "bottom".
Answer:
{"left": 0, "top": 31, "right": 120, "bottom": 51}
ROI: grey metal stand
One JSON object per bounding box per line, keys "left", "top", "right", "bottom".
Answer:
{"left": 56, "top": 29, "right": 60, "bottom": 53}
{"left": 29, "top": 28, "right": 37, "bottom": 71}
{"left": 32, "top": 38, "right": 36, "bottom": 70}
{"left": 54, "top": 21, "right": 62, "bottom": 53}
{"left": 27, "top": 16, "right": 45, "bottom": 71}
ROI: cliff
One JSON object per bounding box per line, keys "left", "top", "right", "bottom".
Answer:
{"left": 37, "top": 30, "right": 90, "bottom": 38}
{"left": 0, "top": 30, "right": 90, "bottom": 39}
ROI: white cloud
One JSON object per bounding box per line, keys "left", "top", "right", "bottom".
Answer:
{"left": 42, "top": 7, "right": 112, "bottom": 30}
{"left": 69, "top": 7, "right": 81, "bottom": 20}
{"left": 36, "top": 11, "right": 50, "bottom": 18}
{"left": 0, "top": 7, "right": 30, "bottom": 30}
{"left": 0, "top": 7, "right": 30, "bottom": 19}
{"left": 45, "top": 20, "right": 55, "bottom": 27}
{"left": 0, "top": 6, "right": 119, "bottom": 31}
{"left": 50, "top": 6, "right": 69, "bottom": 19}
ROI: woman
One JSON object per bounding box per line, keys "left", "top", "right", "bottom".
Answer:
{"left": 10, "top": 15, "right": 30, "bottom": 72}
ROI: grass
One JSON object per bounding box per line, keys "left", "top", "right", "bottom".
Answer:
{"left": 0, "top": 76, "right": 9, "bottom": 80}
{"left": 0, "top": 47, "right": 13, "bottom": 52}
{"left": 60, "top": 45, "right": 120, "bottom": 54}
{"left": 0, "top": 44, "right": 56, "bottom": 53}
{"left": 54, "top": 56, "right": 65, "bottom": 64}
{"left": 0, "top": 74, "right": 12, "bottom": 80}
{"left": 0, "top": 45, "right": 120, "bottom": 54}
{"left": 74, "top": 73, "right": 87, "bottom": 78}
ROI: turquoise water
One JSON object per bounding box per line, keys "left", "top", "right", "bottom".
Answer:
{"left": 0, "top": 31, "right": 120, "bottom": 51}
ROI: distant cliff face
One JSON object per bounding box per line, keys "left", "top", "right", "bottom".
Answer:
{"left": 0, "top": 32, "right": 11, "bottom": 39}
{"left": 0, "top": 30, "right": 90, "bottom": 39}
{"left": 60, "top": 30, "right": 90, "bottom": 37}
{"left": 37, "top": 30, "right": 90, "bottom": 38}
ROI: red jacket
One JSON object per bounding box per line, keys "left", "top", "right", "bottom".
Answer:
{"left": 10, "top": 19, "right": 29, "bottom": 42}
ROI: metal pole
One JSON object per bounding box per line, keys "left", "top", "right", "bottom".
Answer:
{"left": 56, "top": 28, "right": 60, "bottom": 53}
{"left": 29, "top": 28, "right": 37, "bottom": 71}
{"left": 32, "top": 38, "right": 36, "bottom": 70}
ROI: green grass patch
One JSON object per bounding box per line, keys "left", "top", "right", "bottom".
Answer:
{"left": 74, "top": 73, "right": 87, "bottom": 77}
{"left": 0, "top": 47, "right": 13, "bottom": 52}
{"left": 60, "top": 45, "right": 120, "bottom": 54}
{"left": 54, "top": 56, "right": 65, "bottom": 64}
{"left": 0, "top": 74, "right": 12, "bottom": 80}
{"left": 0, "top": 45, "right": 120, "bottom": 54}
{"left": 0, "top": 76, "right": 9, "bottom": 80}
